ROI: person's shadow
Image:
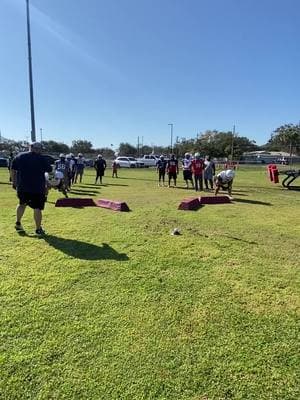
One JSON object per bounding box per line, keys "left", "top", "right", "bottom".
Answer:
{"left": 42, "top": 235, "right": 129, "bottom": 261}
{"left": 233, "top": 198, "right": 272, "bottom": 206}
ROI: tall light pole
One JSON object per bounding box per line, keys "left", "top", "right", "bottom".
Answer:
{"left": 168, "top": 123, "right": 173, "bottom": 153}
{"left": 26, "top": 0, "right": 36, "bottom": 142}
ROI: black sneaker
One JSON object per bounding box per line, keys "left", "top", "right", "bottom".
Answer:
{"left": 35, "top": 227, "right": 46, "bottom": 236}
{"left": 15, "top": 222, "right": 25, "bottom": 232}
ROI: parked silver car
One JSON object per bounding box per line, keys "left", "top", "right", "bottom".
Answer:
{"left": 114, "top": 157, "right": 144, "bottom": 168}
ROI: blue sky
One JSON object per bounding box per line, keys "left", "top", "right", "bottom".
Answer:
{"left": 1, "top": 0, "right": 300, "bottom": 148}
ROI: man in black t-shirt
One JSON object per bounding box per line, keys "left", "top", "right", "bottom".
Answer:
{"left": 94, "top": 154, "right": 107, "bottom": 184}
{"left": 11, "top": 142, "right": 52, "bottom": 235}
{"left": 156, "top": 155, "right": 167, "bottom": 186}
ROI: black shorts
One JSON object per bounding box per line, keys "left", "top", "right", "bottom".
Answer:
{"left": 96, "top": 169, "right": 105, "bottom": 177}
{"left": 17, "top": 192, "right": 46, "bottom": 210}
{"left": 158, "top": 170, "right": 166, "bottom": 179}
{"left": 183, "top": 170, "right": 192, "bottom": 181}
{"left": 168, "top": 172, "right": 177, "bottom": 180}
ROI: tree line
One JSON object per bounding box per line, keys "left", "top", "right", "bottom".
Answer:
{"left": 1, "top": 124, "right": 299, "bottom": 159}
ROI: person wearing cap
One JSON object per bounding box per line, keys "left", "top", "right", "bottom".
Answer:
{"left": 10, "top": 142, "right": 52, "bottom": 235}
{"left": 94, "top": 154, "right": 107, "bottom": 184}
{"left": 214, "top": 169, "right": 235, "bottom": 197}
{"left": 156, "top": 155, "right": 167, "bottom": 186}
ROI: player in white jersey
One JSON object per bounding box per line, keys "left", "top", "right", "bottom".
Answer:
{"left": 75, "top": 153, "right": 85, "bottom": 183}
{"left": 182, "top": 153, "right": 194, "bottom": 189}
{"left": 214, "top": 169, "right": 235, "bottom": 197}
{"left": 55, "top": 154, "right": 70, "bottom": 191}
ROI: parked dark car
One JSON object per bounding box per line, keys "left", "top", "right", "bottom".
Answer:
{"left": 0, "top": 158, "right": 8, "bottom": 167}
{"left": 85, "top": 159, "right": 94, "bottom": 167}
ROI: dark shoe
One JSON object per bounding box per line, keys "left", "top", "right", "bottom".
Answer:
{"left": 15, "top": 222, "right": 25, "bottom": 232}
{"left": 35, "top": 227, "right": 46, "bottom": 236}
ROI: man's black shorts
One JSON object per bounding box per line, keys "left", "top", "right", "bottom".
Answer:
{"left": 96, "top": 169, "right": 105, "bottom": 177}
{"left": 183, "top": 170, "right": 192, "bottom": 181}
{"left": 17, "top": 192, "right": 46, "bottom": 210}
{"left": 158, "top": 170, "right": 166, "bottom": 180}
{"left": 168, "top": 172, "right": 177, "bottom": 180}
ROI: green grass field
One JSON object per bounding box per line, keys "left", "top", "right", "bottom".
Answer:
{"left": 0, "top": 165, "right": 299, "bottom": 400}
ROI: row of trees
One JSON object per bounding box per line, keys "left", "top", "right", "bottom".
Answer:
{"left": 263, "top": 124, "right": 300, "bottom": 156}
{"left": 1, "top": 124, "right": 299, "bottom": 158}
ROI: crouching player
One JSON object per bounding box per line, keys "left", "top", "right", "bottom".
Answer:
{"left": 214, "top": 169, "right": 235, "bottom": 198}
{"left": 45, "top": 170, "right": 68, "bottom": 198}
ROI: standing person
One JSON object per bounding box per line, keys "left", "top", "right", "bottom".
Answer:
{"left": 66, "top": 154, "right": 74, "bottom": 190}
{"left": 214, "top": 169, "right": 235, "bottom": 197}
{"left": 10, "top": 142, "right": 52, "bottom": 235}
{"left": 94, "top": 154, "right": 107, "bottom": 184}
{"left": 191, "top": 152, "right": 204, "bottom": 191}
{"left": 8, "top": 151, "right": 14, "bottom": 182}
{"left": 75, "top": 153, "right": 85, "bottom": 183}
{"left": 55, "top": 154, "right": 70, "bottom": 192}
{"left": 204, "top": 155, "right": 215, "bottom": 190}
{"left": 167, "top": 154, "right": 179, "bottom": 187}
{"left": 70, "top": 153, "right": 77, "bottom": 184}
{"left": 156, "top": 155, "right": 167, "bottom": 186}
{"left": 112, "top": 160, "right": 118, "bottom": 178}
{"left": 182, "top": 153, "right": 194, "bottom": 189}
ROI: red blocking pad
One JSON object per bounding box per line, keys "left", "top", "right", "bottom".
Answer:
{"left": 96, "top": 199, "right": 130, "bottom": 212}
{"left": 178, "top": 197, "right": 201, "bottom": 210}
{"left": 199, "top": 196, "right": 231, "bottom": 205}
{"left": 55, "top": 198, "right": 96, "bottom": 207}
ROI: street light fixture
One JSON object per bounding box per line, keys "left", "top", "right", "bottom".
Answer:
{"left": 168, "top": 123, "right": 173, "bottom": 153}
{"left": 26, "top": 0, "right": 36, "bottom": 142}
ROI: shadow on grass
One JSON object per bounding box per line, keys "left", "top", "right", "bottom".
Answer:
{"left": 0, "top": 181, "right": 11, "bottom": 185}
{"left": 69, "top": 190, "right": 99, "bottom": 196}
{"left": 75, "top": 184, "right": 99, "bottom": 188}
{"left": 223, "top": 234, "right": 258, "bottom": 245}
{"left": 116, "top": 176, "right": 156, "bottom": 182}
{"left": 233, "top": 198, "right": 272, "bottom": 206}
{"left": 105, "top": 183, "right": 129, "bottom": 187}
{"left": 42, "top": 235, "right": 129, "bottom": 260}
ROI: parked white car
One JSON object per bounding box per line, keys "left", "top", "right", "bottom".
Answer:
{"left": 136, "top": 155, "right": 160, "bottom": 167}
{"left": 114, "top": 156, "right": 144, "bottom": 168}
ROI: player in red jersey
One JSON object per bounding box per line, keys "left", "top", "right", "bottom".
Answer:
{"left": 191, "top": 152, "right": 205, "bottom": 191}
{"left": 167, "top": 154, "right": 179, "bottom": 187}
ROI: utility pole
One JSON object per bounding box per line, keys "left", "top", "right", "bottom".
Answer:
{"left": 168, "top": 123, "right": 173, "bottom": 153}
{"left": 175, "top": 136, "right": 179, "bottom": 157}
{"left": 40, "top": 128, "right": 43, "bottom": 143}
{"left": 137, "top": 136, "right": 140, "bottom": 157}
{"left": 26, "top": 0, "right": 36, "bottom": 142}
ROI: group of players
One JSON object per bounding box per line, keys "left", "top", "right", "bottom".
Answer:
{"left": 156, "top": 153, "right": 235, "bottom": 196}
{"left": 46, "top": 152, "right": 86, "bottom": 197}
{"left": 45, "top": 151, "right": 235, "bottom": 198}
{"left": 10, "top": 142, "right": 235, "bottom": 236}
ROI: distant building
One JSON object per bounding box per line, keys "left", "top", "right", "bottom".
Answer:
{"left": 242, "top": 151, "right": 300, "bottom": 164}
